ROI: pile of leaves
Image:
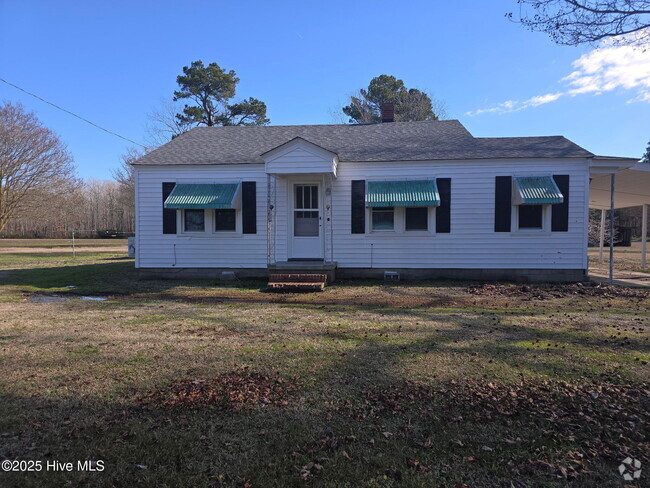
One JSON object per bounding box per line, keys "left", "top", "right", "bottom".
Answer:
{"left": 137, "top": 369, "right": 295, "bottom": 411}
{"left": 325, "top": 379, "right": 649, "bottom": 481}
{"left": 465, "top": 282, "right": 649, "bottom": 300}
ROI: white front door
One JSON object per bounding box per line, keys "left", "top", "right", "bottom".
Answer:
{"left": 290, "top": 184, "right": 323, "bottom": 259}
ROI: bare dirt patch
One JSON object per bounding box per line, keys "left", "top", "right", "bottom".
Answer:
{"left": 137, "top": 369, "right": 296, "bottom": 410}
{"left": 466, "top": 282, "right": 650, "bottom": 300}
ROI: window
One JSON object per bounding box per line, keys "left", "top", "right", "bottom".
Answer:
{"left": 215, "top": 209, "right": 236, "bottom": 232}
{"left": 294, "top": 211, "right": 319, "bottom": 236}
{"left": 184, "top": 209, "right": 205, "bottom": 232}
{"left": 372, "top": 207, "right": 394, "bottom": 231}
{"left": 296, "top": 185, "right": 318, "bottom": 210}
{"left": 518, "top": 205, "right": 543, "bottom": 229}
{"left": 294, "top": 185, "right": 320, "bottom": 237}
{"left": 405, "top": 207, "right": 428, "bottom": 231}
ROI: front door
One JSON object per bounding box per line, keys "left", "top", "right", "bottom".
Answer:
{"left": 290, "top": 184, "right": 323, "bottom": 259}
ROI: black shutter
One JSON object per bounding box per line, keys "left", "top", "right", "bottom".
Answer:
{"left": 351, "top": 180, "right": 366, "bottom": 234}
{"left": 552, "top": 175, "right": 570, "bottom": 232}
{"left": 241, "top": 181, "right": 257, "bottom": 234}
{"left": 162, "top": 182, "right": 177, "bottom": 234}
{"left": 436, "top": 178, "right": 451, "bottom": 233}
{"left": 494, "top": 176, "right": 512, "bottom": 232}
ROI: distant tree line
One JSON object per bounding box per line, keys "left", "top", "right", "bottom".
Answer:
{"left": 2, "top": 178, "right": 134, "bottom": 238}
{"left": 0, "top": 102, "right": 136, "bottom": 238}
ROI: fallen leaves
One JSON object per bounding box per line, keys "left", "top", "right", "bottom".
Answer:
{"left": 322, "top": 377, "right": 648, "bottom": 482}
{"left": 136, "top": 369, "right": 295, "bottom": 411}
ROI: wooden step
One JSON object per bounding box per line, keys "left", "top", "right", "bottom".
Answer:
{"left": 267, "top": 273, "right": 327, "bottom": 292}
{"left": 269, "top": 273, "right": 328, "bottom": 283}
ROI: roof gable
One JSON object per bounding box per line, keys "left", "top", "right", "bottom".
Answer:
{"left": 261, "top": 136, "right": 338, "bottom": 161}
{"left": 263, "top": 137, "right": 338, "bottom": 175}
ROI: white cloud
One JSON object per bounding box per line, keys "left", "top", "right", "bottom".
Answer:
{"left": 467, "top": 39, "right": 650, "bottom": 116}
{"left": 466, "top": 92, "right": 563, "bottom": 116}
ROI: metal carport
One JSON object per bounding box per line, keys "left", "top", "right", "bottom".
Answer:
{"left": 589, "top": 158, "right": 650, "bottom": 283}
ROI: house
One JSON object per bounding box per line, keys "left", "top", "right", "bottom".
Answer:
{"left": 132, "top": 106, "right": 638, "bottom": 282}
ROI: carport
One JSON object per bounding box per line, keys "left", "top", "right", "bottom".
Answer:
{"left": 589, "top": 158, "right": 650, "bottom": 284}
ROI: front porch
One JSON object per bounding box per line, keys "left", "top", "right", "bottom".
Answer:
{"left": 263, "top": 136, "right": 338, "bottom": 271}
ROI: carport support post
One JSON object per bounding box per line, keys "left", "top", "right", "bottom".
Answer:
{"left": 642, "top": 203, "right": 648, "bottom": 269}
{"left": 609, "top": 173, "right": 615, "bottom": 284}
{"left": 598, "top": 209, "right": 606, "bottom": 263}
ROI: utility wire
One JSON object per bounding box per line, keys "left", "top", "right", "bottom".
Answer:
{"left": 0, "top": 77, "right": 147, "bottom": 148}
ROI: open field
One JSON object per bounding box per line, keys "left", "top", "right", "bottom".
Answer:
{"left": 588, "top": 240, "right": 650, "bottom": 273}
{"left": 0, "top": 238, "right": 128, "bottom": 255}
{"left": 0, "top": 244, "right": 648, "bottom": 487}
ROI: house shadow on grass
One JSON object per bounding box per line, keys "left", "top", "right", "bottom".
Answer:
{"left": 2, "top": 331, "right": 646, "bottom": 487}
{"left": 0, "top": 260, "right": 269, "bottom": 297}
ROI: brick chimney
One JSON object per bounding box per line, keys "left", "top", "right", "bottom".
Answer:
{"left": 380, "top": 102, "right": 395, "bottom": 123}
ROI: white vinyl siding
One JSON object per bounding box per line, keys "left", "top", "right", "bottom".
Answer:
{"left": 332, "top": 159, "right": 588, "bottom": 270}
{"left": 135, "top": 164, "right": 267, "bottom": 269}
{"left": 135, "top": 158, "right": 589, "bottom": 271}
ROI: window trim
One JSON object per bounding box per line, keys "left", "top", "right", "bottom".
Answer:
{"left": 366, "top": 206, "right": 436, "bottom": 235}
{"left": 405, "top": 207, "right": 430, "bottom": 232}
{"left": 182, "top": 209, "right": 206, "bottom": 233}
{"left": 512, "top": 203, "right": 552, "bottom": 234}
{"left": 177, "top": 208, "right": 242, "bottom": 236}
{"left": 214, "top": 208, "right": 238, "bottom": 233}
{"left": 370, "top": 207, "right": 396, "bottom": 232}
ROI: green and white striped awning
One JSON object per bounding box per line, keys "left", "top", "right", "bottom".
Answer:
{"left": 366, "top": 180, "right": 440, "bottom": 207}
{"left": 513, "top": 176, "right": 564, "bottom": 205}
{"left": 164, "top": 183, "right": 240, "bottom": 209}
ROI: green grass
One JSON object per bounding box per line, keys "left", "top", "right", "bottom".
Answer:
{"left": 0, "top": 247, "right": 648, "bottom": 487}
{"left": 0, "top": 238, "right": 128, "bottom": 248}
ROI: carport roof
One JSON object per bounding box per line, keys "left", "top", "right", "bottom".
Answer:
{"left": 589, "top": 163, "right": 650, "bottom": 209}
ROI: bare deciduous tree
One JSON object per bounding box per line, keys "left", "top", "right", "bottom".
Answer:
{"left": 509, "top": 1, "right": 650, "bottom": 47}
{"left": 145, "top": 98, "right": 195, "bottom": 146}
{"left": 0, "top": 101, "right": 77, "bottom": 233}
{"left": 588, "top": 209, "right": 619, "bottom": 246}
{"left": 110, "top": 146, "right": 150, "bottom": 233}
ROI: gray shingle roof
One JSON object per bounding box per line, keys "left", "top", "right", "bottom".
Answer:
{"left": 134, "top": 120, "right": 594, "bottom": 165}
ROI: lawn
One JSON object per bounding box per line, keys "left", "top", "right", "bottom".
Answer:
{"left": 588, "top": 240, "right": 650, "bottom": 273}
{"left": 0, "top": 247, "right": 648, "bottom": 487}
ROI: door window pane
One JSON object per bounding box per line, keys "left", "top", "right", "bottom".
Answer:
{"left": 372, "top": 207, "right": 394, "bottom": 230}
{"left": 294, "top": 211, "right": 319, "bottom": 236}
{"left": 518, "top": 205, "right": 543, "bottom": 229}
{"left": 215, "top": 209, "right": 236, "bottom": 231}
{"left": 311, "top": 186, "right": 318, "bottom": 209}
{"left": 295, "top": 185, "right": 318, "bottom": 209}
{"left": 184, "top": 209, "right": 205, "bottom": 232}
{"left": 295, "top": 186, "right": 303, "bottom": 209}
{"left": 405, "top": 207, "right": 428, "bottom": 231}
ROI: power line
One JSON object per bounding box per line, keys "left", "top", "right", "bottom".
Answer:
{"left": 0, "top": 77, "right": 147, "bottom": 148}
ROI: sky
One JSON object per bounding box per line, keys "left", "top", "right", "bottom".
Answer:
{"left": 1, "top": 0, "right": 648, "bottom": 180}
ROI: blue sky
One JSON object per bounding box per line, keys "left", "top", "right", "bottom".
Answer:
{"left": 1, "top": 0, "right": 648, "bottom": 179}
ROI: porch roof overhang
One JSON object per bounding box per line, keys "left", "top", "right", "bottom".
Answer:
{"left": 366, "top": 180, "right": 440, "bottom": 207}
{"left": 164, "top": 183, "right": 241, "bottom": 209}
{"left": 262, "top": 137, "right": 338, "bottom": 176}
{"left": 589, "top": 161, "right": 650, "bottom": 210}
